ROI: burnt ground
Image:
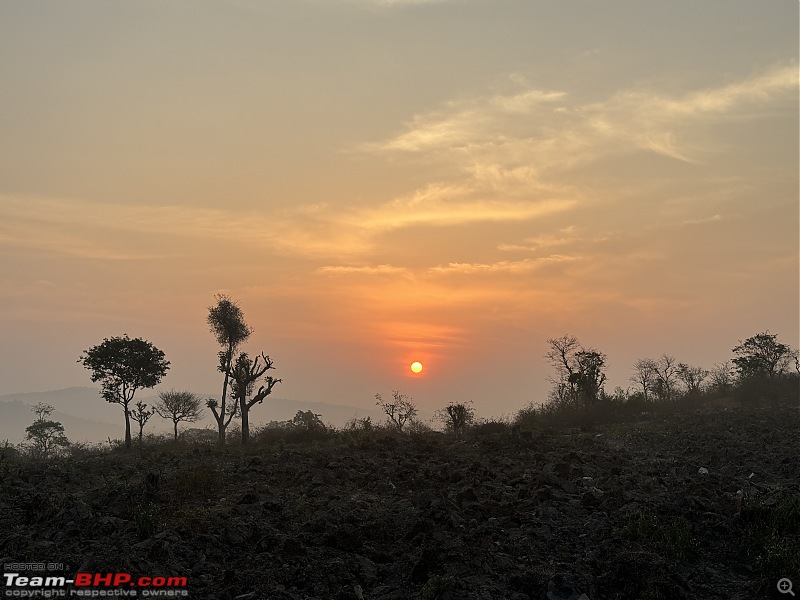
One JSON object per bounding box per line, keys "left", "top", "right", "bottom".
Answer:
{"left": 1, "top": 405, "right": 798, "bottom": 599}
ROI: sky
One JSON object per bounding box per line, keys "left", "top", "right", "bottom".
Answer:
{"left": 0, "top": 0, "right": 797, "bottom": 422}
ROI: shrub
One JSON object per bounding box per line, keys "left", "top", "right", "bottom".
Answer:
{"left": 470, "top": 418, "right": 511, "bottom": 437}
{"left": 434, "top": 401, "right": 475, "bottom": 437}
{"left": 375, "top": 390, "right": 418, "bottom": 433}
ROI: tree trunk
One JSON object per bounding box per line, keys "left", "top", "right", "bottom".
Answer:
{"left": 218, "top": 348, "right": 232, "bottom": 445}
{"left": 240, "top": 397, "right": 249, "bottom": 445}
{"left": 173, "top": 421, "right": 179, "bottom": 440}
{"left": 123, "top": 404, "right": 132, "bottom": 450}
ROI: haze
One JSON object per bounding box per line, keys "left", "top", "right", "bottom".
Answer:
{"left": 1, "top": 0, "right": 797, "bottom": 420}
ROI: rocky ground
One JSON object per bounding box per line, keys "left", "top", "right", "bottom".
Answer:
{"left": 1, "top": 405, "right": 798, "bottom": 599}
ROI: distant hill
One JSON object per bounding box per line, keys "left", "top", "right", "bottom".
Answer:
{"left": 0, "top": 387, "right": 382, "bottom": 445}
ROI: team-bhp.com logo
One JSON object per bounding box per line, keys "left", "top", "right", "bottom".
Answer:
{"left": 4, "top": 571, "right": 188, "bottom": 597}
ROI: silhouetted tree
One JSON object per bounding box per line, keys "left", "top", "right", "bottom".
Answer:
{"left": 630, "top": 358, "right": 658, "bottom": 403}
{"left": 25, "top": 403, "right": 69, "bottom": 459}
{"left": 544, "top": 335, "right": 607, "bottom": 409}
{"left": 436, "top": 402, "right": 475, "bottom": 437}
{"left": 291, "top": 410, "right": 326, "bottom": 432}
{"left": 79, "top": 335, "right": 170, "bottom": 450}
{"left": 677, "top": 363, "right": 708, "bottom": 396}
{"left": 130, "top": 400, "right": 155, "bottom": 445}
{"left": 731, "top": 331, "right": 798, "bottom": 405}
{"left": 710, "top": 361, "right": 736, "bottom": 395}
{"left": 207, "top": 295, "right": 252, "bottom": 444}
{"left": 375, "top": 390, "right": 418, "bottom": 432}
{"left": 228, "top": 352, "right": 281, "bottom": 444}
{"left": 544, "top": 334, "right": 582, "bottom": 406}
{"left": 732, "top": 331, "right": 794, "bottom": 381}
{"left": 155, "top": 390, "right": 204, "bottom": 440}
{"left": 573, "top": 349, "right": 607, "bottom": 407}
{"left": 652, "top": 354, "right": 679, "bottom": 402}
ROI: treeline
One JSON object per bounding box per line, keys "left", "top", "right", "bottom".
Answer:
{"left": 5, "top": 289, "right": 799, "bottom": 459}
{"left": 516, "top": 330, "right": 799, "bottom": 430}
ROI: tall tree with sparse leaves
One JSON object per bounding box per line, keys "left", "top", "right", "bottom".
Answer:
{"left": 207, "top": 294, "right": 252, "bottom": 444}
{"left": 228, "top": 352, "right": 281, "bottom": 444}
{"left": 79, "top": 335, "right": 170, "bottom": 449}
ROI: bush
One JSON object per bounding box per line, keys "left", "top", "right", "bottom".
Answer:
{"left": 470, "top": 418, "right": 511, "bottom": 436}
{"left": 434, "top": 401, "right": 476, "bottom": 437}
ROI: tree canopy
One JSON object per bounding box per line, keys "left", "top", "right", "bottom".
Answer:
{"left": 78, "top": 334, "right": 169, "bottom": 449}
{"left": 732, "top": 331, "right": 794, "bottom": 380}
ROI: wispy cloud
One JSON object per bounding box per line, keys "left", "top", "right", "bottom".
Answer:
{"left": 367, "top": 64, "right": 797, "bottom": 169}
{"left": 428, "top": 255, "right": 579, "bottom": 275}
{"left": 317, "top": 264, "right": 409, "bottom": 275}
{"left": 0, "top": 186, "right": 573, "bottom": 263}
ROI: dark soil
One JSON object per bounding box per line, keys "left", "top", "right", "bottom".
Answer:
{"left": 2, "top": 405, "right": 798, "bottom": 599}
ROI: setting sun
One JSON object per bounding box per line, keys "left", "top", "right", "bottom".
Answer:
{"left": 410, "top": 361, "right": 423, "bottom": 374}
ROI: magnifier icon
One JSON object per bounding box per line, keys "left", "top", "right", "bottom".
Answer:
{"left": 778, "top": 578, "right": 795, "bottom": 596}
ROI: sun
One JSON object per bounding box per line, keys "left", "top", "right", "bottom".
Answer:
{"left": 410, "top": 361, "right": 423, "bottom": 374}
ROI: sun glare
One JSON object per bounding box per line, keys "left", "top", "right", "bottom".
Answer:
{"left": 410, "top": 361, "right": 423, "bottom": 374}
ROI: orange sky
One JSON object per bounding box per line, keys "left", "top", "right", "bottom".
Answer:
{"left": 0, "top": 0, "right": 797, "bottom": 422}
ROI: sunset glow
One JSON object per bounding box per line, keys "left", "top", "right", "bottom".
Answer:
{"left": 0, "top": 1, "right": 796, "bottom": 421}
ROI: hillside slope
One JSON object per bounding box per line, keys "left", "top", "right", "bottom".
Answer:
{"left": 1, "top": 405, "right": 798, "bottom": 599}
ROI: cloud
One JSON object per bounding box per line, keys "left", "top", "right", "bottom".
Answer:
{"left": 317, "top": 264, "right": 409, "bottom": 275}
{"left": 367, "top": 64, "right": 797, "bottom": 170}
{"left": 348, "top": 187, "right": 576, "bottom": 231}
{"left": 0, "top": 185, "right": 574, "bottom": 265}
{"left": 428, "top": 256, "right": 579, "bottom": 275}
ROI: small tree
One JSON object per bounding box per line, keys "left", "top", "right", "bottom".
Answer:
{"left": 228, "top": 352, "right": 281, "bottom": 445}
{"left": 710, "top": 361, "right": 735, "bottom": 395}
{"left": 677, "top": 363, "right": 708, "bottom": 396}
{"left": 375, "top": 390, "right": 418, "bottom": 432}
{"left": 207, "top": 294, "right": 253, "bottom": 444}
{"left": 543, "top": 335, "right": 607, "bottom": 410}
{"left": 155, "top": 390, "right": 204, "bottom": 440}
{"left": 129, "top": 400, "right": 155, "bottom": 445}
{"left": 435, "top": 402, "right": 475, "bottom": 437}
{"left": 79, "top": 335, "right": 170, "bottom": 450}
{"left": 291, "top": 410, "right": 326, "bottom": 432}
{"left": 572, "top": 349, "right": 607, "bottom": 407}
{"left": 732, "top": 331, "right": 797, "bottom": 405}
{"left": 652, "top": 354, "right": 680, "bottom": 402}
{"left": 25, "top": 403, "right": 69, "bottom": 459}
{"left": 630, "top": 358, "right": 658, "bottom": 403}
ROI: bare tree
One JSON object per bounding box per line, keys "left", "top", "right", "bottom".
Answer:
{"left": 652, "top": 354, "right": 680, "bottom": 402}
{"left": 375, "top": 390, "right": 418, "bottom": 432}
{"left": 544, "top": 334, "right": 582, "bottom": 405}
{"left": 155, "top": 390, "right": 204, "bottom": 440}
{"left": 130, "top": 400, "right": 156, "bottom": 445}
{"left": 630, "top": 358, "right": 658, "bottom": 402}
{"left": 709, "top": 361, "right": 735, "bottom": 395}
{"left": 207, "top": 295, "right": 252, "bottom": 444}
{"left": 229, "top": 352, "right": 281, "bottom": 444}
